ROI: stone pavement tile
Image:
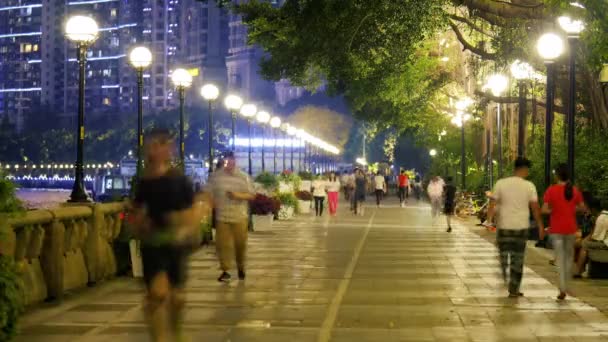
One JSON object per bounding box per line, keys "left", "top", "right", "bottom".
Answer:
{"left": 331, "top": 327, "right": 436, "bottom": 342}
{"left": 223, "top": 327, "right": 318, "bottom": 342}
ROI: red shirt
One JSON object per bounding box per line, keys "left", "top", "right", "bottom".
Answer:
{"left": 543, "top": 184, "right": 583, "bottom": 235}
{"left": 398, "top": 174, "right": 409, "bottom": 187}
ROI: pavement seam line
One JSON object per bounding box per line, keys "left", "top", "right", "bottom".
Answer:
{"left": 317, "top": 211, "right": 376, "bottom": 342}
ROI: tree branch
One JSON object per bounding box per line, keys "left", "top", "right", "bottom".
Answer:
{"left": 448, "top": 21, "right": 497, "bottom": 60}
{"left": 452, "top": 0, "right": 546, "bottom": 20}
{"left": 475, "top": 90, "right": 565, "bottom": 114}
{"left": 448, "top": 14, "right": 494, "bottom": 37}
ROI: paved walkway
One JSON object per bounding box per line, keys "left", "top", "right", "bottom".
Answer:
{"left": 16, "top": 199, "right": 608, "bottom": 341}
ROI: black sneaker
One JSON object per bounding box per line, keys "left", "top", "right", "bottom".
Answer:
{"left": 218, "top": 272, "right": 231, "bottom": 282}
{"left": 447, "top": 227, "right": 452, "bottom": 233}
{"left": 238, "top": 270, "right": 246, "bottom": 280}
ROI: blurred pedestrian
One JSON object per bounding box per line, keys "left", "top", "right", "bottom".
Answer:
{"left": 542, "top": 163, "right": 585, "bottom": 300}
{"left": 354, "top": 168, "right": 367, "bottom": 216}
{"left": 130, "top": 129, "right": 201, "bottom": 342}
{"left": 312, "top": 174, "right": 328, "bottom": 216}
{"left": 443, "top": 177, "right": 457, "bottom": 232}
{"left": 374, "top": 171, "right": 386, "bottom": 207}
{"left": 486, "top": 158, "right": 544, "bottom": 298}
{"left": 327, "top": 172, "right": 341, "bottom": 216}
{"left": 208, "top": 152, "right": 255, "bottom": 282}
{"left": 397, "top": 170, "right": 410, "bottom": 207}
{"left": 427, "top": 176, "right": 444, "bottom": 222}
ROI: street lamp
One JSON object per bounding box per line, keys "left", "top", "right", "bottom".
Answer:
{"left": 451, "top": 108, "right": 472, "bottom": 190}
{"left": 65, "top": 15, "right": 99, "bottom": 203}
{"left": 224, "top": 94, "right": 243, "bottom": 152}
{"left": 201, "top": 84, "right": 220, "bottom": 175}
{"left": 287, "top": 125, "right": 297, "bottom": 171}
{"left": 429, "top": 149, "right": 437, "bottom": 157}
{"left": 488, "top": 74, "right": 508, "bottom": 178}
{"left": 171, "top": 68, "right": 193, "bottom": 168}
{"left": 256, "top": 111, "right": 271, "bottom": 172}
{"left": 296, "top": 129, "right": 307, "bottom": 172}
{"left": 240, "top": 103, "right": 257, "bottom": 175}
{"left": 537, "top": 33, "right": 565, "bottom": 187}
{"left": 129, "top": 46, "right": 152, "bottom": 181}
{"left": 280, "top": 123, "right": 290, "bottom": 172}
{"left": 559, "top": 16, "right": 584, "bottom": 182}
{"left": 511, "top": 60, "right": 535, "bottom": 158}
{"left": 270, "top": 116, "right": 281, "bottom": 174}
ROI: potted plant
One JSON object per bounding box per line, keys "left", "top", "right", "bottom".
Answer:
{"left": 295, "top": 190, "right": 313, "bottom": 214}
{"left": 298, "top": 171, "right": 313, "bottom": 191}
{"left": 279, "top": 171, "right": 302, "bottom": 193}
{"left": 250, "top": 194, "right": 277, "bottom": 231}
{"left": 254, "top": 172, "right": 279, "bottom": 194}
{"left": 276, "top": 192, "right": 299, "bottom": 220}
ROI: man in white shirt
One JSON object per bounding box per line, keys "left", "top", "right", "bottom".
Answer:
{"left": 427, "top": 176, "right": 444, "bottom": 220}
{"left": 374, "top": 172, "right": 386, "bottom": 207}
{"left": 486, "top": 158, "right": 545, "bottom": 298}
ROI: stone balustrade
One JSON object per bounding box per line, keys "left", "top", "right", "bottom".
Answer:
{"left": 0, "top": 203, "right": 125, "bottom": 306}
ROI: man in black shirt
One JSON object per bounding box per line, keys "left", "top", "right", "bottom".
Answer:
{"left": 444, "top": 176, "right": 457, "bottom": 233}
{"left": 131, "top": 129, "right": 199, "bottom": 342}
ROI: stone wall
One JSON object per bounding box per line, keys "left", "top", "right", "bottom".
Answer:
{"left": 0, "top": 203, "right": 125, "bottom": 306}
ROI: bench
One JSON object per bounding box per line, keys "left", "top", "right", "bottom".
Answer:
{"left": 587, "top": 249, "right": 608, "bottom": 279}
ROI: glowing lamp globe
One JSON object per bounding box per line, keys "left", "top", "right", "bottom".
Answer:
{"left": 537, "top": 33, "right": 564, "bottom": 62}
{"left": 487, "top": 74, "right": 508, "bottom": 96}
{"left": 240, "top": 104, "right": 257, "bottom": 118}
{"left": 287, "top": 126, "right": 297, "bottom": 136}
{"left": 429, "top": 149, "right": 437, "bottom": 157}
{"left": 256, "top": 111, "right": 271, "bottom": 124}
{"left": 129, "top": 46, "right": 152, "bottom": 69}
{"left": 270, "top": 116, "right": 282, "bottom": 128}
{"left": 171, "top": 68, "right": 193, "bottom": 88}
{"left": 558, "top": 16, "right": 584, "bottom": 37}
{"left": 65, "top": 16, "right": 99, "bottom": 43}
{"left": 280, "top": 123, "right": 290, "bottom": 132}
{"left": 224, "top": 94, "right": 243, "bottom": 111}
{"left": 200, "top": 84, "right": 220, "bottom": 101}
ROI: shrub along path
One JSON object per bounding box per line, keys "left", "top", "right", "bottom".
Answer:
{"left": 15, "top": 198, "right": 608, "bottom": 341}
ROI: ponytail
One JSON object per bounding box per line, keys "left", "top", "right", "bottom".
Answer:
{"left": 565, "top": 181, "right": 574, "bottom": 201}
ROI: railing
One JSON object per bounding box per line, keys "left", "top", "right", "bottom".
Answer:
{"left": 0, "top": 202, "right": 125, "bottom": 306}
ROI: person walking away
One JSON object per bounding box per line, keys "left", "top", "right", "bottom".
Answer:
{"left": 443, "top": 177, "right": 457, "bottom": 232}
{"left": 208, "top": 151, "right": 255, "bottom": 283}
{"left": 347, "top": 170, "right": 356, "bottom": 212}
{"left": 340, "top": 171, "right": 350, "bottom": 200}
{"left": 354, "top": 169, "right": 367, "bottom": 215}
{"left": 312, "top": 175, "right": 327, "bottom": 216}
{"left": 414, "top": 173, "right": 422, "bottom": 200}
{"left": 327, "top": 172, "right": 341, "bottom": 216}
{"left": 542, "top": 163, "right": 585, "bottom": 300}
{"left": 398, "top": 170, "right": 410, "bottom": 207}
{"left": 374, "top": 171, "right": 387, "bottom": 207}
{"left": 427, "top": 176, "right": 444, "bottom": 222}
{"left": 485, "top": 158, "right": 545, "bottom": 298}
{"left": 130, "top": 129, "right": 201, "bottom": 342}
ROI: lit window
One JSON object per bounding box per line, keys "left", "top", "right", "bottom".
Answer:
{"left": 103, "top": 98, "right": 111, "bottom": 105}
{"left": 111, "top": 9, "right": 117, "bottom": 17}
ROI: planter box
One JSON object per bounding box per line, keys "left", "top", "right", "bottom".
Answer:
{"left": 278, "top": 206, "right": 295, "bottom": 220}
{"left": 298, "top": 200, "right": 312, "bottom": 214}
{"left": 279, "top": 181, "right": 292, "bottom": 193}
{"left": 252, "top": 214, "right": 274, "bottom": 231}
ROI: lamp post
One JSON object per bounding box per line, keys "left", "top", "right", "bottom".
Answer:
{"left": 270, "top": 116, "right": 281, "bottom": 174}
{"left": 537, "top": 33, "right": 565, "bottom": 187}
{"left": 256, "top": 111, "right": 271, "bottom": 172}
{"left": 129, "top": 47, "right": 152, "bottom": 181}
{"left": 224, "top": 94, "right": 243, "bottom": 152}
{"left": 511, "top": 60, "right": 535, "bottom": 157}
{"left": 171, "top": 68, "right": 193, "bottom": 168}
{"left": 452, "top": 111, "right": 471, "bottom": 191}
{"left": 240, "top": 103, "right": 257, "bottom": 175}
{"left": 487, "top": 74, "right": 508, "bottom": 178}
{"left": 201, "top": 84, "right": 220, "bottom": 175}
{"left": 280, "top": 123, "right": 290, "bottom": 172}
{"left": 65, "top": 15, "right": 99, "bottom": 203}
{"left": 296, "top": 130, "right": 306, "bottom": 172}
{"left": 287, "top": 126, "right": 297, "bottom": 171}
{"left": 559, "top": 16, "right": 584, "bottom": 182}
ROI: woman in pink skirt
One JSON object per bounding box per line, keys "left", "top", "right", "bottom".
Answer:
{"left": 327, "top": 172, "right": 341, "bottom": 216}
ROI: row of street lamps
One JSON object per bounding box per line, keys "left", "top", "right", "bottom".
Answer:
{"left": 64, "top": 15, "right": 340, "bottom": 202}
{"left": 436, "top": 13, "right": 584, "bottom": 190}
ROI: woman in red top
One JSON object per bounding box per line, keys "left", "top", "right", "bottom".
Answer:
{"left": 542, "top": 164, "right": 585, "bottom": 300}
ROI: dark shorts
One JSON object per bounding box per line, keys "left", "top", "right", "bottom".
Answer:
{"left": 444, "top": 202, "right": 455, "bottom": 215}
{"left": 141, "top": 245, "right": 188, "bottom": 289}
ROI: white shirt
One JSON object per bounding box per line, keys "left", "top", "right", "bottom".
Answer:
{"left": 326, "top": 180, "right": 341, "bottom": 193}
{"left": 492, "top": 176, "right": 538, "bottom": 230}
{"left": 374, "top": 175, "right": 385, "bottom": 190}
{"left": 591, "top": 212, "right": 608, "bottom": 245}
{"left": 312, "top": 180, "right": 327, "bottom": 197}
